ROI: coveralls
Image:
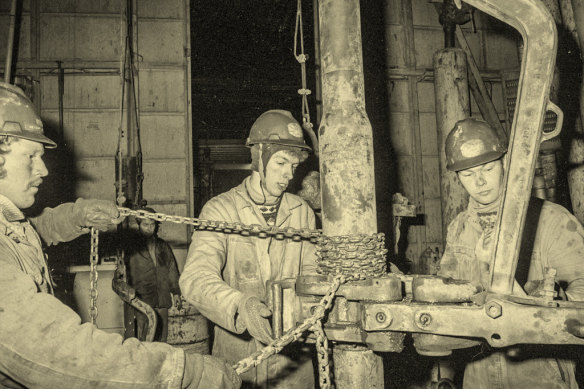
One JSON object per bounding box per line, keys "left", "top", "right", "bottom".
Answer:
{"left": 180, "top": 177, "right": 318, "bottom": 388}
{"left": 438, "top": 197, "right": 584, "bottom": 389}
{"left": 127, "top": 235, "right": 181, "bottom": 341}
{"left": 0, "top": 195, "right": 222, "bottom": 389}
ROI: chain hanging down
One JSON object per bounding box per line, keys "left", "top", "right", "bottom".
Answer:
{"left": 89, "top": 228, "right": 100, "bottom": 325}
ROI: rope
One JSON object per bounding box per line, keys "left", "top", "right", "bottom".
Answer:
{"left": 294, "top": 0, "right": 319, "bottom": 157}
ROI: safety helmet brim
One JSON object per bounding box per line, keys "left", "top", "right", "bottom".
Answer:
{"left": 246, "top": 138, "right": 312, "bottom": 151}
{"left": 6, "top": 129, "right": 57, "bottom": 148}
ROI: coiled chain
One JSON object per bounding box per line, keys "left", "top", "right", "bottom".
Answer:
{"left": 114, "top": 207, "right": 387, "bottom": 388}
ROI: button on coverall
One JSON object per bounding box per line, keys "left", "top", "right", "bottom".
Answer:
{"left": 438, "top": 198, "right": 584, "bottom": 389}
{"left": 180, "top": 177, "right": 318, "bottom": 388}
{"left": 0, "top": 197, "right": 230, "bottom": 389}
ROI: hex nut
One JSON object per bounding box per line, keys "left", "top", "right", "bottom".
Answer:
{"left": 486, "top": 302, "right": 502, "bottom": 319}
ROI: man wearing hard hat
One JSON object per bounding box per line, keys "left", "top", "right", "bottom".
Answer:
{"left": 439, "top": 118, "right": 584, "bottom": 388}
{"left": 180, "top": 110, "right": 318, "bottom": 388}
{"left": 0, "top": 82, "right": 240, "bottom": 389}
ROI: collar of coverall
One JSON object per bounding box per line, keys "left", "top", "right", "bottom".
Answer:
{"left": 236, "top": 176, "right": 302, "bottom": 212}
{"left": 0, "top": 194, "right": 25, "bottom": 222}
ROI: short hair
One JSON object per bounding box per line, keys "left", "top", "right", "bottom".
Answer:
{"left": 0, "top": 136, "right": 19, "bottom": 179}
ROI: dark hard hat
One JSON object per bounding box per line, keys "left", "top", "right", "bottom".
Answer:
{"left": 0, "top": 82, "right": 56, "bottom": 148}
{"left": 246, "top": 109, "right": 311, "bottom": 151}
{"left": 445, "top": 118, "right": 507, "bottom": 172}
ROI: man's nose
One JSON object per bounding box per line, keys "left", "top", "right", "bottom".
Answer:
{"left": 35, "top": 159, "right": 49, "bottom": 177}
{"left": 283, "top": 165, "right": 293, "bottom": 179}
{"left": 475, "top": 173, "right": 486, "bottom": 186}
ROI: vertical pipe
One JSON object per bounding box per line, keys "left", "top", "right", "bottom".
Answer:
{"left": 318, "top": 0, "right": 377, "bottom": 234}
{"left": 433, "top": 48, "right": 470, "bottom": 241}
{"left": 57, "top": 61, "right": 64, "bottom": 137}
{"left": 271, "top": 283, "right": 283, "bottom": 338}
{"left": 4, "top": 0, "right": 18, "bottom": 83}
{"left": 318, "top": 0, "right": 383, "bottom": 387}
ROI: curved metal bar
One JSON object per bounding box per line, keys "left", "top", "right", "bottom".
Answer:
{"left": 462, "top": 0, "right": 558, "bottom": 294}
{"left": 112, "top": 270, "right": 158, "bottom": 342}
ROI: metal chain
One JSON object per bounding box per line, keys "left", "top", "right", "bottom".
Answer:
{"left": 115, "top": 207, "right": 387, "bottom": 387}
{"left": 232, "top": 274, "right": 355, "bottom": 378}
{"left": 312, "top": 318, "right": 331, "bottom": 388}
{"left": 118, "top": 207, "right": 322, "bottom": 242}
{"left": 89, "top": 228, "right": 100, "bottom": 325}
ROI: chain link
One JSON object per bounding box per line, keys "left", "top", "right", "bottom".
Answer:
{"left": 115, "top": 207, "right": 388, "bottom": 387}
{"left": 89, "top": 228, "right": 100, "bottom": 325}
{"left": 232, "top": 274, "right": 355, "bottom": 378}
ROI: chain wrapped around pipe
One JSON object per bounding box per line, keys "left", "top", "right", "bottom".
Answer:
{"left": 115, "top": 207, "right": 388, "bottom": 387}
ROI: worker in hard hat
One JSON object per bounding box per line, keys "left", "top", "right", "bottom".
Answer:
{"left": 439, "top": 118, "right": 583, "bottom": 388}
{"left": 0, "top": 82, "right": 240, "bottom": 389}
{"left": 180, "top": 109, "right": 318, "bottom": 388}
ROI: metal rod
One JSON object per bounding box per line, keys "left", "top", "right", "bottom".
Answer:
{"left": 4, "top": 0, "right": 18, "bottom": 83}
{"left": 272, "top": 283, "right": 283, "bottom": 338}
{"left": 57, "top": 61, "right": 64, "bottom": 136}
{"left": 463, "top": 0, "right": 558, "bottom": 294}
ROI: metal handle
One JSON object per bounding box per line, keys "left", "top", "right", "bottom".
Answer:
{"left": 541, "top": 101, "right": 563, "bottom": 142}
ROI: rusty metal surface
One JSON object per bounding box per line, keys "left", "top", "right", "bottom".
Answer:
{"left": 362, "top": 296, "right": 584, "bottom": 348}
{"left": 318, "top": 0, "right": 377, "bottom": 235}
{"left": 411, "top": 275, "right": 483, "bottom": 303}
{"left": 433, "top": 48, "right": 471, "bottom": 240}
{"left": 461, "top": 0, "right": 558, "bottom": 294}
{"left": 296, "top": 275, "right": 402, "bottom": 301}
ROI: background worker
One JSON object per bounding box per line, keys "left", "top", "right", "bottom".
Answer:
{"left": 0, "top": 82, "right": 240, "bottom": 389}
{"left": 126, "top": 206, "right": 182, "bottom": 342}
{"left": 180, "top": 110, "right": 318, "bottom": 388}
{"left": 438, "top": 118, "right": 584, "bottom": 388}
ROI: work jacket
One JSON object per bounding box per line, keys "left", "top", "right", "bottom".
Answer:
{"left": 438, "top": 197, "right": 584, "bottom": 389}
{"left": 127, "top": 235, "right": 181, "bottom": 309}
{"left": 180, "top": 177, "right": 318, "bottom": 388}
{"left": 0, "top": 196, "right": 191, "bottom": 389}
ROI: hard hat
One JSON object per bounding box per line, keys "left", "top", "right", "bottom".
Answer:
{"left": 445, "top": 118, "right": 507, "bottom": 172}
{"left": 246, "top": 109, "right": 311, "bottom": 151}
{"left": 0, "top": 82, "right": 56, "bottom": 148}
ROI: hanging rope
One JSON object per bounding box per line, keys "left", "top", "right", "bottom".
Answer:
{"left": 294, "top": 0, "right": 319, "bottom": 157}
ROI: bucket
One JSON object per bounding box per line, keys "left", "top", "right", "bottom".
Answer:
{"left": 167, "top": 299, "right": 210, "bottom": 355}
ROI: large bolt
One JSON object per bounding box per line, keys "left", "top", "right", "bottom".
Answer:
{"left": 419, "top": 313, "right": 432, "bottom": 327}
{"left": 486, "top": 302, "right": 502, "bottom": 319}
{"left": 376, "top": 312, "right": 386, "bottom": 323}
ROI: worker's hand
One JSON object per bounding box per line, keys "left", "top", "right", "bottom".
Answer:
{"left": 236, "top": 295, "right": 274, "bottom": 345}
{"left": 173, "top": 294, "right": 183, "bottom": 311}
{"left": 73, "top": 198, "right": 124, "bottom": 231}
{"left": 183, "top": 353, "right": 241, "bottom": 389}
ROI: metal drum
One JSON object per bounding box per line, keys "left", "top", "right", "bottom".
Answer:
{"left": 167, "top": 299, "right": 210, "bottom": 355}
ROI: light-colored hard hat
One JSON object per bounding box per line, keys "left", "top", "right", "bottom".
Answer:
{"left": 0, "top": 82, "right": 56, "bottom": 148}
{"left": 246, "top": 109, "right": 311, "bottom": 151}
{"left": 445, "top": 118, "right": 506, "bottom": 172}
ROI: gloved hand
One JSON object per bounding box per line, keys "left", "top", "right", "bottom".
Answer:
{"left": 183, "top": 353, "right": 241, "bottom": 389}
{"left": 73, "top": 198, "right": 124, "bottom": 231}
{"left": 236, "top": 295, "right": 274, "bottom": 345}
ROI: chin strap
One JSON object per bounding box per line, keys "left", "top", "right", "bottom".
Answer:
{"left": 257, "top": 144, "right": 267, "bottom": 205}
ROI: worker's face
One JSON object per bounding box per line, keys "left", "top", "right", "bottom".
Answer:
{"left": 263, "top": 150, "right": 300, "bottom": 199}
{"left": 457, "top": 160, "right": 504, "bottom": 206}
{"left": 139, "top": 219, "right": 156, "bottom": 237}
{"left": 0, "top": 139, "right": 48, "bottom": 209}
